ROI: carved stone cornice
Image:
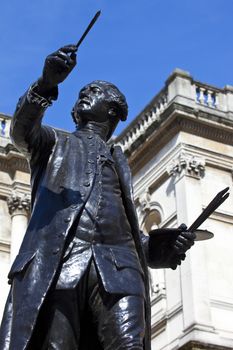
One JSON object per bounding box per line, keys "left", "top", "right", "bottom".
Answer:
{"left": 118, "top": 103, "right": 233, "bottom": 175}
{"left": 0, "top": 151, "right": 29, "bottom": 174}
{"left": 167, "top": 152, "right": 205, "bottom": 179}
{"left": 0, "top": 157, "right": 29, "bottom": 174}
{"left": 117, "top": 68, "right": 233, "bottom": 158}
{"left": 7, "top": 193, "right": 31, "bottom": 216}
{"left": 179, "top": 340, "right": 233, "bottom": 350}
{"left": 0, "top": 142, "right": 29, "bottom": 175}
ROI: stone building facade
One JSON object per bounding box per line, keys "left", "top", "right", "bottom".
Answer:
{"left": 1, "top": 69, "right": 233, "bottom": 349}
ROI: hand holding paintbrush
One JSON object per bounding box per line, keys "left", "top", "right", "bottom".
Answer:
{"left": 75, "top": 11, "right": 101, "bottom": 51}
{"left": 148, "top": 187, "right": 230, "bottom": 269}
{"left": 37, "top": 11, "right": 101, "bottom": 93}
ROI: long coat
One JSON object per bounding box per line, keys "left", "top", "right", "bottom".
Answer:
{"left": 0, "top": 91, "right": 151, "bottom": 350}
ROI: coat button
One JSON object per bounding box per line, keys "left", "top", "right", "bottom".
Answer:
{"left": 64, "top": 217, "right": 71, "bottom": 223}
{"left": 52, "top": 247, "right": 60, "bottom": 254}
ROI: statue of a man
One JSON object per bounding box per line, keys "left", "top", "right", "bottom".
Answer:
{"left": 0, "top": 45, "right": 195, "bottom": 350}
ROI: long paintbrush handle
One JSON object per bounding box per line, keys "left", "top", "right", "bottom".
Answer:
{"left": 75, "top": 10, "right": 101, "bottom": 50}
{"left": 188, "top": 187, "right": 229, "bottom": 232}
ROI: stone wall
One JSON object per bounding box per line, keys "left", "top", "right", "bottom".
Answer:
{"left": 0, "top": 114, "right": 30, "bottom": 317}
{"left": 116, "top": 69, "right": 233, "bottom": 349}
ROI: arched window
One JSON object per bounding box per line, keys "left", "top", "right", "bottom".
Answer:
{"left": 143, "top": 209, "right": 162, "bottom": 233}
{"left": 140, "top": 205, "right": 166, "bottom": 300}
{"left": 141, "top": 203, "right": 163, "bottom": 234}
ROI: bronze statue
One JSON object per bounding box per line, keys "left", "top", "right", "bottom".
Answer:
{"left": 0, "top": 45, "right": 195, "bottom": 350}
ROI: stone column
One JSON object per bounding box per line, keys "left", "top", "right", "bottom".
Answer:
{"left": 7, "top": 193, "right": 30, "bottom": 262}
{"left": 168, "top": 152, "right": 215, "bottom": 334}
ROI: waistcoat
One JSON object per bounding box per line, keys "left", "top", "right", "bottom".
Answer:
{"left": 57, "top": 133, "right": 137, "bottom": 289}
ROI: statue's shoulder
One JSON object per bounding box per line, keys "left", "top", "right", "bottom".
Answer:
{"left": 111, "top": 143, "right": 124, "bottom": 157}
{"left": 53, "top": 129, "right": 83, "bottom": 143}
{"left": 71, "top": 130, "right": 86, "bottom": 139}
{"left": 54, "top": 129, "right": 71, "bottom": 138}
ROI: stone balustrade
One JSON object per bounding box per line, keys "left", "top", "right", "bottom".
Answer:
{"left": 0, "top": 114, "right": 11, "bottom": 139}
{"left": 120, "top": 90, "right": 168, "bottom": 152}
{"left": 195, "top": 82, "right": 219, "bottom": 108}
{"left": 117, "top": 69, "right": 233, "bottom": 152}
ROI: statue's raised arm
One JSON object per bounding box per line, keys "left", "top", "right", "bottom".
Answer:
{"left": 10, "top": 45, "right": 77, "bottom": 159}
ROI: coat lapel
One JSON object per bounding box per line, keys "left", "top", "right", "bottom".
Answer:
{"left": 112, "top": 145, "right": 140, "bottom": 234}
{"left": 111, "top": 145, "right": 134, "bottom": 201}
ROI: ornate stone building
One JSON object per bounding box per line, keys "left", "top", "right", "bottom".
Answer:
{"left": 1, "top": 69, "right": 233, "bottom": 349}
{"left": 0, "top": 114, "right": 31, "bottom": 317}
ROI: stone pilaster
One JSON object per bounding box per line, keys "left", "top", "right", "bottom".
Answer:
{"left": 167, "top": 152, "right": 214, "bottom": 334}
{"left": 7, "top": 193, "right": 30, "bottom": 262}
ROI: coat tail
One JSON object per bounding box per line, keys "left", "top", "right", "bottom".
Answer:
{"left": 0, "top": 290, "right": 12, "bottom": 350}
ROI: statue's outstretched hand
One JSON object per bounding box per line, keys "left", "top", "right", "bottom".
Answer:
{"left": 148, "top": 224, "right": 196, "bottom": 270}
{"left": 38, "top": 45, "right": 77, "bottom": 91}
{"left": 169, "top": 225, "right": 196, "bottom": 269}
{"left": 173, "top": 226, "right": 196, "bottom": 254}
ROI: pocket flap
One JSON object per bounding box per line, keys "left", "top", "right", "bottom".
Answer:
{"left": 8, "top": 251, "right": 36, "bottom": 280}
{"left": 111, "top": 249, "right": 143, "bottom": 275}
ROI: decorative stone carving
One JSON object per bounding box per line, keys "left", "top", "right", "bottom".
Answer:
{"left": 149, "top": 269, "right": 166, "bottom": 298}
{"left": 167, "top": 153, "right": 205, "bottom": 179}
{"left": 138, "top": 189, "right": 151, "bottom": 213}
{"left": 7, "top": 193, "right": 31, "bottom": 216}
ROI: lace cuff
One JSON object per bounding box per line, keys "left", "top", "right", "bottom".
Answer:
{"left": 27, "top": 84, "right": 53, "bottom": 108}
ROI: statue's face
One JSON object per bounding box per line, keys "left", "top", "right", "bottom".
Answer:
{"left": 75, "top": 82, "right": 117, "bottom": 123}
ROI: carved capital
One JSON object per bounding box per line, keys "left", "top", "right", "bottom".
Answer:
{"left": 167, "top": 153, "right": 205, "bottom": 179}
{"left": 7, "top": 193, "right": 31, "bottom": 216}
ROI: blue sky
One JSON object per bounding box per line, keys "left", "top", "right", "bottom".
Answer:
{"left": 0, "top": 0, "right": 233, "bottom": 135}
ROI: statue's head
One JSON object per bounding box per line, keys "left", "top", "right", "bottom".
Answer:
{"left": 71, "top": 80, "right": 128, "bottom": 139}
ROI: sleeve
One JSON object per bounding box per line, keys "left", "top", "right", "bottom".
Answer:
{"left": 10, "top": 82, "right": 58, "bottom": 162}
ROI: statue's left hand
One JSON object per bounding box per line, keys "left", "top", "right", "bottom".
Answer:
{"left": 169, "top": 225, "right": 196, "bottom": 269}
{"left": 147, "top": 224, "right": 196, "bottom": 270}
{"left": 173, "top": 224, "right": 196, "bottom": 254}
